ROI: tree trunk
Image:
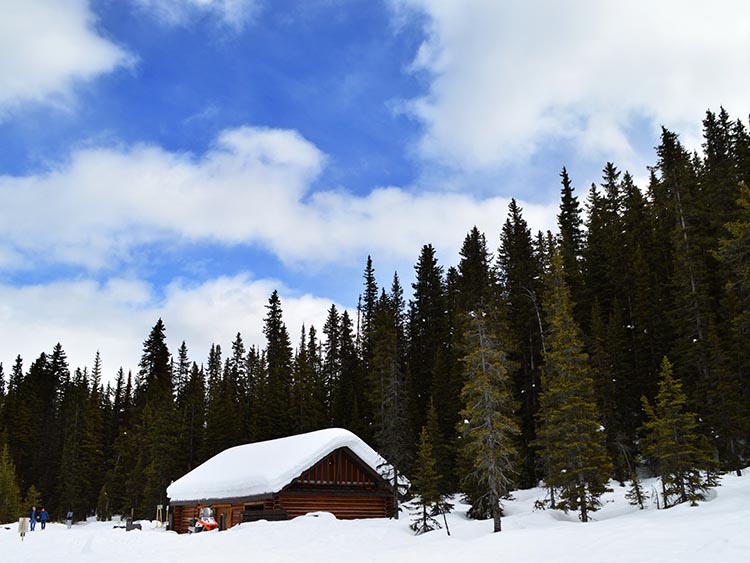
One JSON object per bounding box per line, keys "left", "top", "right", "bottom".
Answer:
{"left": 492, "top": 496, "right": 502, "bottom": 532}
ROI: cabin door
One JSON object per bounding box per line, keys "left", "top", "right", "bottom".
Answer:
{"left": 213, "top": 504, "right": 231, "bottom": 530}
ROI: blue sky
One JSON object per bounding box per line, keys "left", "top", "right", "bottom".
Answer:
{"left": 2, "top": 0, "right": 749, "bottom": 379}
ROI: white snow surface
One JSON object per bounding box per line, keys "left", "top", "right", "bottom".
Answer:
{"left": 166, "top": 428, "right": 390, "bottom": 501}
{"left": 3, "top": 470, "right": 750, "bottom": 563}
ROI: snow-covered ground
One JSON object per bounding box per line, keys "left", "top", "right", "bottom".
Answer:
{"left": 3, "top": 471, "right": 749, "bottom": 563}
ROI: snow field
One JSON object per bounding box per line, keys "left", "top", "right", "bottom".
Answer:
{"left": 3, "top": 471, "right": 749, "bottom": 563}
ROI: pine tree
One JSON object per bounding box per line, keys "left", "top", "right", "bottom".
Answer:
{"left": 262, "top": 290, "right": 294, "bottom": 439}
{"left": 56, "top": 367, "right": 88, "bottom": 520}
{"left": 497, "top": 199, "right": 544, "bottom": 487}
{"left": 96, "top": 484, "right": 111, "bottom": 521}
{"left": 457, "top": 227, "right": 494, "bottom": 313}
{"left": 133, "top": 319, "right": 178, "bottom": 518}
{"left": 174, "top": 341, "right": 191, "bottom": 404}
{"left": 24, "top": 484, "right": 43, "bottom": 514}
{"left": 292, "top": 325, "right": 326, "bottom": 433}
{"left": 557, "top": 167, "right": 586, "bottom": 324}
{"left": 0, "top": 434, "right": 22, "bottom": 522}
{"left": 203, "top": 344, "right": 228, "bottom": 456}
{"left": 322, "top": 304, "right": 341, "bottom": 424}
{"left": 624, "top": 460, "right": 649, "bottom": 510}
{"left": 409, "top": 426, "right": 445, "bottom": 535}
{"left": 716, "top": 184, "right": 750, "bottom": 472}
{"left": 359, "top": 255, "right": 379, "bottom": 374}
{"left": 79, "top": 353, "right": 106, "bottom": 515}
{"left": 408, "top": 244, "right": 448, "bottom": 429}
{"left": 640, "top": 357, "right": 717, "bottom": 508}
{"left": 535, "top": 249, "right": 612, "bottom": 522}
{"left": 369, "top": 287, "right": 412, "bottom": 517}
{"left": 458, "top": 307, "right": 518, "bottom": 532}
{"left": 0, "top": 363, "right": 4, "bottom": 425}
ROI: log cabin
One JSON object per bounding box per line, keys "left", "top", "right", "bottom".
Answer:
{"left": 166, "top": 428, "right": 398, "bottom": 533}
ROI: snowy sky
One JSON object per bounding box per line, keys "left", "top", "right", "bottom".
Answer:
{"left": 2, "top": 0, "right": 750, "bottom": 379}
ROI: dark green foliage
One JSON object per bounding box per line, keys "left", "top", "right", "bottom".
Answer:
{"left": 625, "top": 462, "right": 649, "bottom": 510}
{"left": 408, "top": 244, "right": 448, "bottom": 432}
{"left": 458, "top": 307, "right": 519, "bottom": 532}
{"left": 497, "top": 199, "right": 544, "bottom": 487}
{"left": 0, "top": 435, "right": 22, "bottom": 522}
{"left": 409, "top": 426, "right": 446, "bottom": 535}
{"left": 96, "top": 484, "right": 111, "bottom": 521}
{"left": 260, "top": 291, "right": 294, "bottom": 439}
{"left": 368, "top": 282, "right": 413, "bottom": 517}
{"left": 1, "top": 108, "right": 749, "bottom": 525}
{"left": 535, "top": 249, "right": 612, "bottom": 523}
{"left": 640, "top": 357, "right": 717, "bottom": 508}
{"left": 292, "top": 326, "right": 327, "bottom": 433}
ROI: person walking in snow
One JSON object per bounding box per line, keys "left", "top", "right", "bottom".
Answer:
{"left": 18, "top": 516, "right": 29, "bottom": 541}
{"left": 66, "top": 510, "right": 73, "bottom": 529}
{"left": 29, "top": 506, "right": 36, "bottom": 531}
{"left": 39, "top": 507, "right": 49, "bottom": 530}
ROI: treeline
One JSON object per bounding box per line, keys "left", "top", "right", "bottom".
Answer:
{"left": 1, "top": 108, "right": 749, "bottom": 524}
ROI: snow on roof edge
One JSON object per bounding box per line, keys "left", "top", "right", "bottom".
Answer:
{"left": 166, "top": 428, "right": 397, "bottom": 502}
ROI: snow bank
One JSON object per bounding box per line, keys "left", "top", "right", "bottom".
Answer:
{"left": 166, "top": 428, "right": 391, "bottom": 501}
{"left": 3, "top": 470, "right": 750, "bottom": 563}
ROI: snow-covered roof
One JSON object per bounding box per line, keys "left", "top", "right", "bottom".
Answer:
{"left": 166, "top": 428, "right": 391, "bottom": 502}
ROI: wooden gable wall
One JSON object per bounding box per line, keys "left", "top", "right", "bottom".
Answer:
{"left": 289, "top": 447, "right": 381, "bottom": 489}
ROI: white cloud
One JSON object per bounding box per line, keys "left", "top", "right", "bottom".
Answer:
{"left": 392, "top": 0, "right": 750, "bottom": 171}
{"left": 0, "top": 0, "right": 132, "bottom": 115}
{"left": 0, "top": 275, "right": 337, "bottom": 382}
{"left": 0, "top": 126, "right": 557, "bottom": 272}
{"left": 133, "top": 0, "right": 260, "bottom": 30}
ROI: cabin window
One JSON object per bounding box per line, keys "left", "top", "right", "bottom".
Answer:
{"left": 244, "top": 503, "right": 264, "bottom": 511}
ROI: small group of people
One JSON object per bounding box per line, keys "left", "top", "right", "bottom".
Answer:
{"left": 18, "top": 506, "right": 70, "bottom": 541}
{"left": 28, "top": 506, "right": 49, "bottom": 531}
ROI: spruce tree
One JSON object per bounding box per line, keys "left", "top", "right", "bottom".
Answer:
{"left": 557, "top": 167, "right": 585, "bottom": 324}
{"left": 624, "top": 459, "right": 649, "bottom": 510}
{"left": 263, "top": 290, "right": 294, "bottom": 439}
{"left": 369, "top": 288, "right": 412, "bottom": 517}
{"left": 408, "top": 244, "right": 448, "bottom": 428}
{"left": 409, "top": 426, "right": 445, "bottom": 535}
{"left": 458, "top": 306, "right": 518, "bottom": 532}
{"left": 535, "top": 249, "right": 612, "bottom": 522}
{"left": 0, "top": 435, "right": 22, "bottom": 522}
{"left": 497, "top": 199, "right": 544, "bottom": 487}
{"left": 640, "top": 357, "right": 716, "bottom": 508}
{"left": 716, "top": 184, "right": 750, "bottom": 472}
{"left": 322, "top": 304, "right": 341, "bottom": 424}
{"left": 133, "top": 319, "right": 178, "bottom": 518}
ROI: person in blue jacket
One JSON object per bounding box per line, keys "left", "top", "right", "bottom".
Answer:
{"left": 39, "top": 507, "right": 49, "bottom": 530}
{"left": 29, "top": 506, "right": 36, "bottom": 531}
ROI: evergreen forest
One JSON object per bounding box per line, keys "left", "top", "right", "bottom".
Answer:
{"left": 1, "top": 109, "right": 750, "bottom": 526}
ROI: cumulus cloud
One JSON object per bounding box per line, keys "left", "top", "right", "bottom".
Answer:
{"left": 0, "top": 126, "right": 557, "bottom": 271}
{"left": 392, "top": 0, "right": 750, "bottom": 171}
{"left": 133, "top": 0, "right": 261, "bottom": 30}
{"left": 0, "top": 0, "right": 132, "bottom": 115}
{"left": 0, "top": 275, "right": 337, "bottom": 382}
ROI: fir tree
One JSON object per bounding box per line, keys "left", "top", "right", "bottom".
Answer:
{"left": 624, "top": 460, "right": 649, "bottom": 510}
{"left": 262, "top": 290, "right": 294, "bottom": 439}
{"left": 0, "top": 435, "right": 22, "bottom": 522}
{"left": 458, "top": 307, "right": 518, "bottom": 532}
{"left": 535, "top": 249, "right": 612, "bottom": 523}
{"left": 408, "top": 244, "right": 448, "bottom": 430}
{"left": 133, "top": 319, "right": 178, "bottom": 518}
{"left": 557, "top": 167, "right": 585, "bottom": 324}
{"left": 409, "top": 426, "right": 446, "bottom": 535}
{"left": 96, "top": 484, "right": 111, "bottom": 521}
{"left": 497, "top": 199, "right": 544, "bottom": 487}
{"left": 369, "top": 288, "right": 412, "bottom": 517}
{"left": 640, "top": 357, "right": 717, "bottom": 508}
